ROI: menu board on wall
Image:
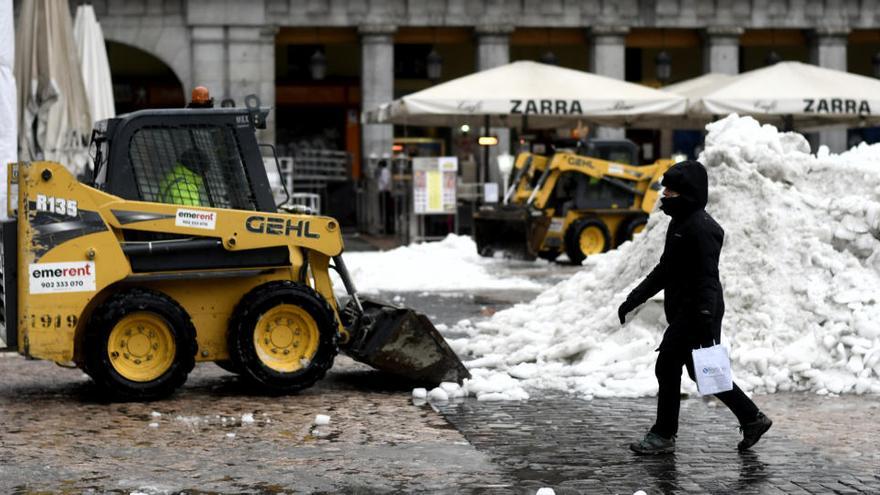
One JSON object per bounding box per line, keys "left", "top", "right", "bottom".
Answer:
{"left": 413, "top": 157, "right": 458, "bottom": 215}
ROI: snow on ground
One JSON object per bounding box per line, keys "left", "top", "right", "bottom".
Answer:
{"left": 449, "top": 115, "right": 880, "bottom": 401}
{"left": 335, "top": 234, "right": 544, "bottom": 294}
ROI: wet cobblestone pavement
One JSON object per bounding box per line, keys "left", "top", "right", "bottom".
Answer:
{"left": 436, "top": 393, "right": 880, "bottom": 494}
{"left": 0, "top": 354, "right": 508, "bottom": 494}
{"left": 2, "top": 283, "right": 879, "bottom": 493}
{"left": 3, "top": 349, "right": 879, "bottom": 494}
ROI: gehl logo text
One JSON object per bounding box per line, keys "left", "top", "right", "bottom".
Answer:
{"left": 245, "top": 216, "right": 320, "bottom": 239}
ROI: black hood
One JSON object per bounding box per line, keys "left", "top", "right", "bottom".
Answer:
{"left": 660, "top": 160, "right": 708, "bottom": 217}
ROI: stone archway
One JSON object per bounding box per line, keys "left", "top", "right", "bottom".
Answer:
{"left": 104, "top": 41, "right": 186, "bottom": 113}
{"left": 101, "top": 21, "right": 191, "bottom": 92}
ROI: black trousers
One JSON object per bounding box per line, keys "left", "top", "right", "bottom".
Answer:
{"left": 650, "top": 346, "right": 759, "bottom": 439}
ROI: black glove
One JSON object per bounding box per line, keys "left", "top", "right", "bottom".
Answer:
{"left": 697, "top": 309, "right": 715, "bottom": 344}
{"left": 618, "top": 299, "right": 637, "bottom": 325}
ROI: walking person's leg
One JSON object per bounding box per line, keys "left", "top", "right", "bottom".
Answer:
{"left": 651, "top": 348, "right": 687, "bottom": 439}
{"left": 630, "top": 348, "right": 685, "bottom": 454}
{"left": 684, "top": 354, "right": 772, "bottom": 450}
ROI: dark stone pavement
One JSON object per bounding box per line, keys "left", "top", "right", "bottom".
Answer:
{"left": 2, "top": 350, "right": 879, "bottom": 494}
{"left": 3, "top": 280, "right": 879, "bottom": 494}
{"left": 436, "top": 393, "right": 880, "bottom": 494}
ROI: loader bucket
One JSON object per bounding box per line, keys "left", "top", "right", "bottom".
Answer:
{"left": 343, "top": 299, "right": 470, "bottom": 385}
{"left": 473, "top": 205, "right": 550, "bottom": 260}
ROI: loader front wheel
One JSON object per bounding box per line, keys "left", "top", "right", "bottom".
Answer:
{"left": 228, "top": 282, "right": 338, "bottom": 393}
{"left": 537, "top": 250, "right": 560, "bottom": 262}
{"left": 564, "top": 218, "right": 611, "bottom": 265}
{"left": 85, "top": 289, "right": 197, "bottom": 401}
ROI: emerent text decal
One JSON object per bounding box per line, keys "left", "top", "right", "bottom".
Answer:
{"left": 29, "top": 261, "right": 96, "bottom": 294}
{"left": 175, "top": 208, "right": 217, "bottom": 230}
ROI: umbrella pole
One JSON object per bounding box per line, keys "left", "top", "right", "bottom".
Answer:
{"left": 482, "top": 115, "right": 490, "bottom": 186}
{"left": 782, "top": 115, "right": 794, "bottom": 132}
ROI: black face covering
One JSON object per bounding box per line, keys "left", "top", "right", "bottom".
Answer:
{"left": 659, "top": 195, "right": 701, "bottom": 218}
{"left": 659, "top": 160, "right": 709, "bottom": 218}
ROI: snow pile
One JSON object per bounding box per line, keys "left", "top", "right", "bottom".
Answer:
{"left": 335, "top": 234, "right": 543, "bottom": 293}
{"left": 451, "top": 115, "right": 880, "bottom": 400}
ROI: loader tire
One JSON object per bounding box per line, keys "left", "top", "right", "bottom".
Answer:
{"left": 228, "top": 281, "right": 338, "bottom": 394}
{"left": 84, "top": 288, "right": 197, "bottom": 401}
{"left": 564, "top": 218, "right": 611, "bottom": 265}
{"left": 537, "top": 250, "right": 560, "bottom": 262}
{"left": 214, "top": 360, "right": 241, "bottom": 374}
{"left": 617, "top": 215, "right": 648, "bottom": 245}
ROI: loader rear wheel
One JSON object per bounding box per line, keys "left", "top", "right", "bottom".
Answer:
{"left": 228, "top": 281, "right": 338, "bottom": 393}
{"left": 617, "top": 215, "right": 648, "bottom": 245}
{"left": 564, "top": 218, "right": 611, "bottom": 265}
{"left": 84, "top": 289, "right": 196, "bottom": 401}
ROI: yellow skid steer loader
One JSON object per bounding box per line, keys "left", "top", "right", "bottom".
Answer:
{"left": 474, "top": 143, "right": 672, "bottom": 264}
{"left": 0, "top": 95, "right": 468, "bottom": 400}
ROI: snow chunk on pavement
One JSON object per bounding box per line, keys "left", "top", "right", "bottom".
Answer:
{"left": 412, "top": 387, "right": 427, "bottom": 399}
{"left": 453, "top": 115, "right": 880, "bottom": 400}
{"left": 440, "top": 381, "right": 465, "bottom": 398}
{"left": 314, "top": 414, "right": 331, "bottom": 426}
{"left": 536, "top": 488, "right": 556, "bottom": 495}
{"left": 241, "top": 413, "right": 255, "bottom": 424}
{"left": 427, "top": 387, "right": 449, "bottom": 402}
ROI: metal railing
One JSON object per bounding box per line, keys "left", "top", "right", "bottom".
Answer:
{"left": 271, "top": 150, "right": 352, "bottom": 215}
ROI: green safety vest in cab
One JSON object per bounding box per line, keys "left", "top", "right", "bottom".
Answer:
{"left": 158, "top": 164, "right": 208, "bottom": 206}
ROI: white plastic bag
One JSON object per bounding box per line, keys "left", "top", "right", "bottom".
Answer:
{"left": 691, "top": 343, "right": 733, "bottom": 395}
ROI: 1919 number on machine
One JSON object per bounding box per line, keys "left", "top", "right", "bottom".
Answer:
{"left": 35, "top": 194, "right": 78, "bottom": 218}
{"left": 29, "top": 313, "right": 79, "bottom": 329}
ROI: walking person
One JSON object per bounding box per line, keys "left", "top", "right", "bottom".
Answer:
{"left": 377, "top": 160, "right": 395, "bottom": 234}
{"left": 617, "top": 160, "right": 772, "bottom": 455}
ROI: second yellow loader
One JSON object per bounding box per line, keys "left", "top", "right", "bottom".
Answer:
{"left": 474, "top": 141, "right": 672, "bottom": 263}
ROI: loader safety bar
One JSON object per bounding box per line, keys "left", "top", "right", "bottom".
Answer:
{"left": 600, "top": 176, "right": 645, "bottom": 197}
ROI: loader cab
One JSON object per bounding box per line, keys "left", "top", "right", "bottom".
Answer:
{"left": 582, "top": 139, "right": 639, "bottom": 165}
{"left": 89, "top": 105, "right": 277, "bottom": 213}
{"left": 547, "top": 171, "right": 635, "bottom": 214}
{"left": 551, "top": 138, "right": 639, "bottom": 165}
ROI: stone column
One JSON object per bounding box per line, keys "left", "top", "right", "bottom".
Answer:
{"left": 665, "top": 27, "right": 743, "bottom": 158}
{"left": 810, "top": 28, "right": 850, "bottom": 153}
{"left": 360, "top": 24, "right": 396, "bottom": 234}
{"left": 589, "top": 26, "right": 629, "bottom": 140}
{"left": 703, "top": 27, "right": 742, "bottom": 75}
{"left": 191, "top": 26, "right": 225, "bottom": 98}
{"left": 475, "top": 25, "right": 512, "bottom": 185}
{"left": 228, "top": 26, "right": 277, "bottom": 144}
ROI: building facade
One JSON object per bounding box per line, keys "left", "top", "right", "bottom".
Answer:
{"left": 24, "top": 0, "right": 880, "bottom": 226}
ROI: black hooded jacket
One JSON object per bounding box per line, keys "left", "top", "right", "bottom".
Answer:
{"left": 624, "top": 160, "right": 724, "bottom": 350}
